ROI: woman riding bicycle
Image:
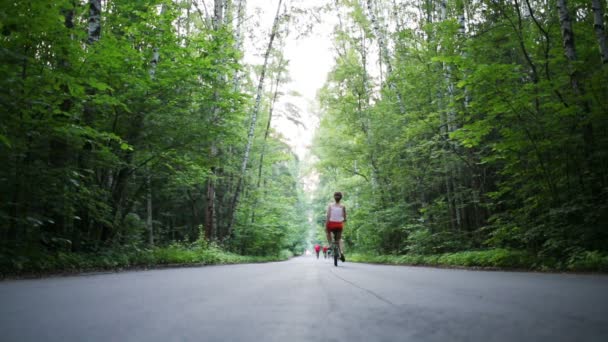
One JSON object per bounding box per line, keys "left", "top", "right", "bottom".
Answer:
{"left": 326, "top": 191, "right": 346, "bottom": 262}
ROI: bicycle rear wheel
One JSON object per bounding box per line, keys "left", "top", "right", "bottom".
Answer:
{"left": 333, "top": 244, "right": 338, "bottom": 266}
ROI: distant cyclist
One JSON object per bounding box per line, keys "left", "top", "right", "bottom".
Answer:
{"left": 326, "top": 191, "right": 346, "bottom": 262}
{"left": 314, "top": 244, "right": 321, "bottom": 259}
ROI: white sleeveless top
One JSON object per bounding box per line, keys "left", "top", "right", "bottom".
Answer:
{"left": 329, "top": 204, "right": 344, "bottom": 222}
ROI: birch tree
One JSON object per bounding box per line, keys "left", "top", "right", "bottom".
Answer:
{"left": 364, "top": 0, "right": 406, "bottom": 115}
{"left": 87, "top": 0, "right": 102, "bottom": 44}
{"left": 251, "top": 54, "right": 286, "bottom": 224}
{"left": 228, "top": 0, "right": 285, "bottom": 234}
{"left": 233, "top": 0, "right": 247, "bottom": 91}
{"left": 203, "top": 0, "right": 229, "bottom": 240}
{"left": 557, "top": 0, "right": 577, "bottom": 65}
{"left": 591, "top": 0, "right": 608, "bottom": 64}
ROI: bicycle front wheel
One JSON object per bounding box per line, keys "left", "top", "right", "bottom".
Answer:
{"left": 333, "top": 246, "right": 338, "bottom": 266}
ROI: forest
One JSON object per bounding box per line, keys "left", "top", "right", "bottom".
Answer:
{"left": 1, "top": 0, "right": 607, "bottom": 275}
{"left": 0, "top": 0, "right": 310, "bottom": 273}
{"left": 312, "top": 0, "right": 608, "bottom": 270}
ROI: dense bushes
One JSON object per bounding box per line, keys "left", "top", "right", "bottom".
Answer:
{"left": 311, "top": 0, "right": 608, "bottom": 266}
{"left": 0, "top": 242, "right": 293, "bottom": 278}
{"left": 349, "top": 249, "right": 608, "bottom": 272}
{"left": 0, "top": 0, "right": 308, "bottom": 271}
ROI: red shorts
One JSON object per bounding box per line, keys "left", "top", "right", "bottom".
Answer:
{"left": 326, "top": 221, "right": 344, "bottom": 231}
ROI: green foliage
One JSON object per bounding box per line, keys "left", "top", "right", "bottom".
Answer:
{"left": 349, "top": 249, "right": 526, "bottom": 270}
{"left": 566, "top": 250, "right": 608, "bottom": 272}
{"left": 2, "top": 0, "right": 606, "bottom": 275}
{"left": 0, "top": 0, "right": 308, "bottom": 268}
{"left": 350, "top": 248, "right": 608, "bottom": 272}
{"left": 0, "top": 241, "right": 292, "bottom": 277}
{"left": 312, "top": 0, "right": 608, "bottom": 265}
{"left": 231, "top": 147, "right": 309, "bottom": 256}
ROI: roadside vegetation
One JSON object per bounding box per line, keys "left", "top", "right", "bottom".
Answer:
{"left": 1, "top": 237, "right": 294, "bottom": 278}
{"left": 2, "top": 1, "right": 607, "bottom": 277}
{"left": 0, "top": 1, "right": 309, "bottom": 278}
{"left": 349, "top": 250, "right": 608, "bottom": 273}
{"left": 311, "top": 1, "right": 608, "bottom": 273}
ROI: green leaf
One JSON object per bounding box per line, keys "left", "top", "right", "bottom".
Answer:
{"left": 0, "top": 134, "right": 11, "bottom": 148}
{"left": 88, "top": 79, "right": 112, "bottom": 91}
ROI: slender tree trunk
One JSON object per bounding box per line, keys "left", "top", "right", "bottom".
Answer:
{"left": 205, "top": 0, "right": 232, "bottom": 240}
{"left": 251, "top": 56, "right": 285, "bottom": 223}
{"left": 365, "top": 0, "right": 406, "bottom": 115}
{"left": 149, "top": 45, "right": 160, "bottom": 78}
{"left": 61, "top": 1, "right": 79, "bottom": 250}
{"left": 228, "top": 0, "right": 284, "bottom": 234}
{"left": 359, "top": 27, "right": 379, "bottom": 189}
{"left": 186, "top": 189, "right": 201, "bottom": 233}
{"left": 146, "top": 173, "right": 153, "bottom": 245}
{"left": 143, "top": 4, "right": 167, "bottom": 246}
{"left": 205, "top": 125, "right": 218, "bottom": 240}
{"left": 205, "top": 146, "right": 216, "bottom": 239}
{"left": 83, "top": 0, "right": 104, "bottom": 241}
{"left": 224, "top": 0, "right": 233, "bottom": 26}
{"left": 557, "top": 0, "right": 577, "bottom": 62}
{"left": 214, "top": 0, "right": 225, "bottom": 30}
{"left": 186, "top": 0, "right": 191, "bottom": 38}
{"left": 87, "top": 0, "right": 101, "bottom": 44}
{"left": 438, "top": 0, "right": 459, "bottom": 230}
{"left": 456, "top": 3, "right": 468, "bottom": 230}
{"left": 557, "top": 0, "right": 598, "bottom": 197}
{"left": 591, "top": 0, "right": 608, "bottom": 64}
{"left": 233, "top": 0, "right": 246, "bottom": 91}
{"left": 391, "top": 0, "right": 405, "bottom": 33}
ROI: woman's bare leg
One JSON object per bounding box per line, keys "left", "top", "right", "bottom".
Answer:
{"left": 334, "top": 231, "right": 343, "bottom": 254}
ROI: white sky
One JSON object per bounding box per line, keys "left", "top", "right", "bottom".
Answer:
{"left": 245, "top": 0, "right": 337, "bottom": 161}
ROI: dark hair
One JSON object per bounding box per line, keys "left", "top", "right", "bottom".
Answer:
{"left": 334, "top": 192, "right": 342, "bottom": 197}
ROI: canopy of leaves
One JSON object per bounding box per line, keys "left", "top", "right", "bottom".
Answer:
{"left": 311, "top": 0, "right": 608, "bottom": 259}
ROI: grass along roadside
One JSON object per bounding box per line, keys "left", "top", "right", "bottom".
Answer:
{"left": 0, "top": 243, "right": 294, "bottom": 279}
{"left": 348, "top": 249, "right": 608, "bottom": 273}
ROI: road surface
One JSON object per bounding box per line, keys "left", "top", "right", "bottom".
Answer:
{"left": 1, "top": 257, "right": 607, "bottom": 341}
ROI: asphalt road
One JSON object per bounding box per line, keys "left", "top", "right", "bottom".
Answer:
{"left": 1, "top": 256, "right": 607, "bottom": 342}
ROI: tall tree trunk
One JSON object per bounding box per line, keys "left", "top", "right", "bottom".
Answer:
{"left": 359, "top": 27, "right": 379, "bottom": 189}
{"left": 143, "top": 4, "right": 167, "bottom": 246}
{"left": 84, "top": 0, "right": 104, "bottom": 241}
{"left": 205, "top": 0, "right": 231, "bottom": 240}
{"left": 224, "top": 0, "right": 234, "bottom": 26}
{"left": 214, "top": 0, "right": 225, "bottom": 30}
{"left": 149, "top": 45, "right": 160, "bottom": 78}
{"left": 205, "top": 163, "right": 216, "bottom": 239}
{"left": 251, "top": 55, "right": 285, "bottom": 224}
{"left": 557, "top": 0, "right": 599, "bottom": 197}
{"left": 439, "top": 0, "right": 461, "bottom": 230}
{"left": 391, "top": 0, "right": 405, "bottom": 33}
{"left": 591, "top": 0, "right": 608, "bottom": 64}
{"left": 365, "top": 0, "right": 406, "bottom": 116}
{"left": 233, "top": 0, "right": 246, "bottom": 91}
{"left": 59, "top": 1, "right": 77, "bottom": 249}
{"left": 146, "top": 173, "right": 154, "bottom": 245}
{"left": 557, "top": 0, "right": 577, "bottom": 62}
{"left": 87, "top": 0, "right": 101, "bottom": 44}
{"left": 228, "top": 0, "right": 284, "bottom": 234}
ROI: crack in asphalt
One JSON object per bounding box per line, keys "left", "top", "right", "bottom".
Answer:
{"left": 329, "top": 268, "right": 395, "bottom": 307}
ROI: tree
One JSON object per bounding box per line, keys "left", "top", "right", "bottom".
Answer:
{"left": 228, "top": 0, "right": 285, "bottom": 233}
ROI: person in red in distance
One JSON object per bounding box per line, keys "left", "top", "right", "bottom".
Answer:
{"left": 314, "top": 244, "right": 321, "bottom": 259}
{"left": 322, "top": 245, "right": 328, "bottom": 259}
{"left": 326, "top": 191, "right": 346, "bottom": 262}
